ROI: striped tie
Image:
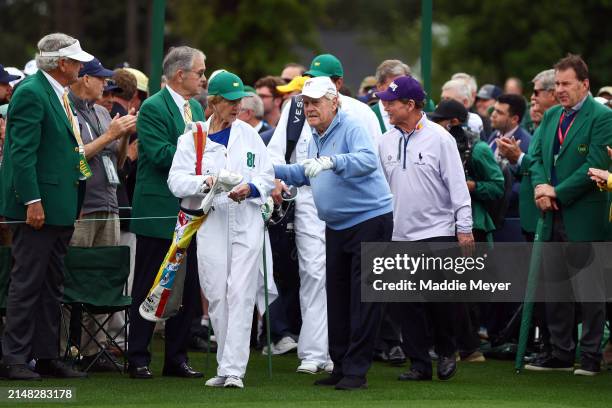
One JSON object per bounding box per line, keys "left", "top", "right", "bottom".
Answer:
{"left": 62, "top": 91, "right": 84, "bottom": 145}
{"left": 184, "top": 101, "right": 193, "bottom": 125}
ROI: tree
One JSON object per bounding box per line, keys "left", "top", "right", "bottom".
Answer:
{"left": 167, "top": 0, "right": 326, "bottom": 84}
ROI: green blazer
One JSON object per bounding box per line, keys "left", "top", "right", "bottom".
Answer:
{"left": 130, "top": 87, "right": 204, "bottom": 239}
{"left": 517, "top": 128, "right": 541, "bottom": 234}
{"left": 0, "top": 71, "right": 81, "bottom": 226}
{"left": 468, "top": 141, "right": 505, "bottom": 233}
{"left": 371, "top": 102, "right": 387, "bottom": 134}
{"left": 529, "top": 95, "right": 612, "bottom": 241}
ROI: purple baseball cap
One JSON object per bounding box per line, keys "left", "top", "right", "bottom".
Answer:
{"left": 376, "top": 75, "right": 426, "bottom": 102}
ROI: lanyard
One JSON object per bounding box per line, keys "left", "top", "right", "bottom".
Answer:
{"left": 557, "top": 111, "right": 577, "bottom": 145}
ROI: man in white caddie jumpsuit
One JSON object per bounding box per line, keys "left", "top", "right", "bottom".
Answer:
{"left": 168, "top": 71, "right": 274, "bottom": 389}
{"left": 267, "top": 54, "right": 382, "bottom": 374}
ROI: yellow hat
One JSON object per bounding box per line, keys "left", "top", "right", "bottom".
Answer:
{"left": 276, "top": 76, "right": 307, "bottom": 94}
{"left": 124, "top": 68, "right": 149, "bottom": 94}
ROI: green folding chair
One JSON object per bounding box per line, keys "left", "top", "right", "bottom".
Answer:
{"left": 62, "top": 246, "right": 131, "bottom": 373}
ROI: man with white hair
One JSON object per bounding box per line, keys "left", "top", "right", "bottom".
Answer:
{"left": 274, "top": 76, "right": 393, "bottom": 390}
{"left": 128, "top": 46, "right": 206, "bottom": 380}
{"left": 238, "top": 93, "right": 272, "bottom": 135}
{"left": 441, "top": 79, "right": 484, "bottom": 136}
{"left": 266, "top": 54, "right": 383, "bottom": 376}
{"left": 0, "top": 32, "right": 94, "bottom": 380}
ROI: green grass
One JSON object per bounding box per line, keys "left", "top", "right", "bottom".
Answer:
{"left": 5, "top": 341, "right": 612, "bottom": 408}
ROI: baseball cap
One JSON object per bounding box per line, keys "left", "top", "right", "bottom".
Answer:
{"left": 124, "top": 68, "right": 149, "bottom": 93}
{"left": 208, "top": 71, "right": 249, "bottom": 101}
{"left": 104, "top": 79, "right": 122, "bottom": 93}
{"left": 375, "top": 76, "right": 426, "bottom": 102}
{"left": 427, "top": 99, "right": 468, "bottom": 123}
{"left": 38, "top": 40, "right": 94, "bottom": 62}
{"left": 304, "top": 54, "right": 344, "bottom": 78}
{"left": 300, "top": 76, "right": 338, "bottom": 99}
{"left": 0, "top": 64, "right": 22, "bottom": 84}
{"left": 476, "top": 84, "right": 502, "bottom": 100}
{"left": 597, "top": 86, "right": 612, "bottom": 97}
{"left": 276, "top": 75, "right": 307, "bottom": 94}
{"left": 79, "top": 57, "right": 115, "bottom": 78}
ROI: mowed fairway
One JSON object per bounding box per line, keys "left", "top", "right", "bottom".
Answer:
{"left": 5, "top": 340, "right": 612, "bottom": 408}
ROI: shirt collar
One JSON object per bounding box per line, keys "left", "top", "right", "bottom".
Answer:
{"left": 253, "top": 121, "right": 263, "bottom": 133}
{"left": 166, "top": 84, "right": 187, "bottom": 113}
{"left": 395, "top": 112, "right": 427, "bottom": 136}
{"left": 501, "top": 125, "right": 519, "bottom": 138}
{"left": 67, "top": 89, "right": 93, "bottom": 111}
{"left": 567, "top": 94, "right": 588, "bottom": 114}
{"left": 41, "top": 70, "right": 66, "bottom": 100}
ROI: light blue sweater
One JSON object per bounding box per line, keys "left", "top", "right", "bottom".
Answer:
{"left": 274, "top": 109, "right": 393, "bottom": 230}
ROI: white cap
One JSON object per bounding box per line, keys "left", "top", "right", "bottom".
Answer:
{"left": 38, "top": 40, "right": 94, "bottom": 62}
{"left": 301, "top": 76, "right": 338, "bottom": 99}
{"left": 23, "top": 59, "right": 38, "bottom": 76}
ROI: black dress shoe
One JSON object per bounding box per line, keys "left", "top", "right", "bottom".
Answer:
{"left": 437, "top": 356, "right": 457, "bottom": 380}
{"left": 314, "top": 374, "right": 343, "bottom": 386}
{"left": 335, "top": 375, "right": 367, "bottom": 390}
{"left": 129, "top": 365, "right": 153, "bottom": 379}
{"left": 398, "top": 368, "right": 432, "bottom": 381}
{"left": 162, "top": 362, "right": 203, "bottom": 378}
{"left": 35, "top": 359, "right": 87, "bottom": 378}
{"left": 80, "top": 354, "right": 122, "bottom": 372}
{"left": 5, "top": 364, "right": 42, "bottom": 381}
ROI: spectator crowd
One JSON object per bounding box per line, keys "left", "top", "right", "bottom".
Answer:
{"left": 0, "top": 32, "right": 611, "bottom": 390}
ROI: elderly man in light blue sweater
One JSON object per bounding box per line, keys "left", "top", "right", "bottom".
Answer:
{"left": 274, "top": 76, "right": 393, "bottom": 390}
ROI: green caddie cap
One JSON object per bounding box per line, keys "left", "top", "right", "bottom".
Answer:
{"left": 208, "top": 71, "right": 249, "bottom": 101}
{"left": 304, "top": 54, "right": 344, "bottom": 78}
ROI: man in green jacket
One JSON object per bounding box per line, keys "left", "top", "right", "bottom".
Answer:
{"left": 0, "top": 33, "right": 93, "bottom": 380}
{"left": 127, "top": 46, "right": 206, "bottom": 379}
{"left": 525, "top": 55, "right": 612, "bottom": 375}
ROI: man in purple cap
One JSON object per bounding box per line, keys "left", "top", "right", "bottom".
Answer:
{"left": 1, "top": 33, "right": 94, "bottom": 380}
{"left": 377, "top": 75, "right": 474, "bottom": 382}
{"left": 62, "top": 57, "right": 136, "bottom": 371}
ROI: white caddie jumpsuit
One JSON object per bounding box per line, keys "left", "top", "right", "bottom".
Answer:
{"left": 267, "top": 93, "right": 382, "bottom": 366}
{"left": 168, "top": 118, "right": 274, "bottom": 378}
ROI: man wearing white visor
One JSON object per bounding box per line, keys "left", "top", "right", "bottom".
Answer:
{"left": 0, "top": 33, "right": 93, "bottom": 380}
{"left": 274, "top": 76, "right": 393, "bottom": 390}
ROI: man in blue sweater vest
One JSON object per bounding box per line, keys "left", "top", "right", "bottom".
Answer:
{"left": 274, "top": 76, "right": 393, "bottom": 390}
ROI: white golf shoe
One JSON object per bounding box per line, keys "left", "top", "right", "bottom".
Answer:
{"left": 296, "top": 361, "right": 320, "bottom": 374}
{"left": 224, "top": 375, "right": 244, "bottom": 388}
{"left": 204, "top": 376, "right": 226, "bottom": 387}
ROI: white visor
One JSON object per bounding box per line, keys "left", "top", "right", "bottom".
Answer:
{"left": 38, "top": 40, "right": 94, "bottom": 62}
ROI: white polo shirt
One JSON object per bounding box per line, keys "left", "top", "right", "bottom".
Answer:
{"left": 378, "top": 113, "right": 473, "bottom": 241}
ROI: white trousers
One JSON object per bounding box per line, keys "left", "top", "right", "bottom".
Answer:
{"left": 197, "top": 200, "right": 262, "bottom": 378}
{"left": 294, "top": 187, "right": 328, "bottom": 365}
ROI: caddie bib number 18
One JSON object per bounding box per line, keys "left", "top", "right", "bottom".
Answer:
{"left": 247, "top": 152, "right": 255, "bottom": 168}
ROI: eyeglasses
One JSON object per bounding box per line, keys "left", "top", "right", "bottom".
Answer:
{"left": 188, "top": 69, "right": 206, "bottom": 78}
{"left": 533, "top": 88, "right": 551, "bottom": 97}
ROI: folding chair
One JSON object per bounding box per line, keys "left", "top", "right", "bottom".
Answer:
{"left": 62, "top": 246, "right": 131, "bottom": 373}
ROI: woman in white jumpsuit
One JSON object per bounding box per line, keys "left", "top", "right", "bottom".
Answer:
{"left": 168, "top": 71, "right": 274, "bottom": 388}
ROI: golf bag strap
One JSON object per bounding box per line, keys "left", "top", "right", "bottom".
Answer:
{"left": 285, "top": 95, "right": 305, "bottom": 163}
{"left": 194, "top": 122, "right": 207, "bottom": 175}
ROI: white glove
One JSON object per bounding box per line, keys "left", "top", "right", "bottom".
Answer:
{"left": 200, "top": 169, "right": 243, "bottom": 213}
{"left": 261, "top": 197, "right": 274, "bottom": 222}
{"left": 302, "top": 156, "right": 334, "bottom": 178}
